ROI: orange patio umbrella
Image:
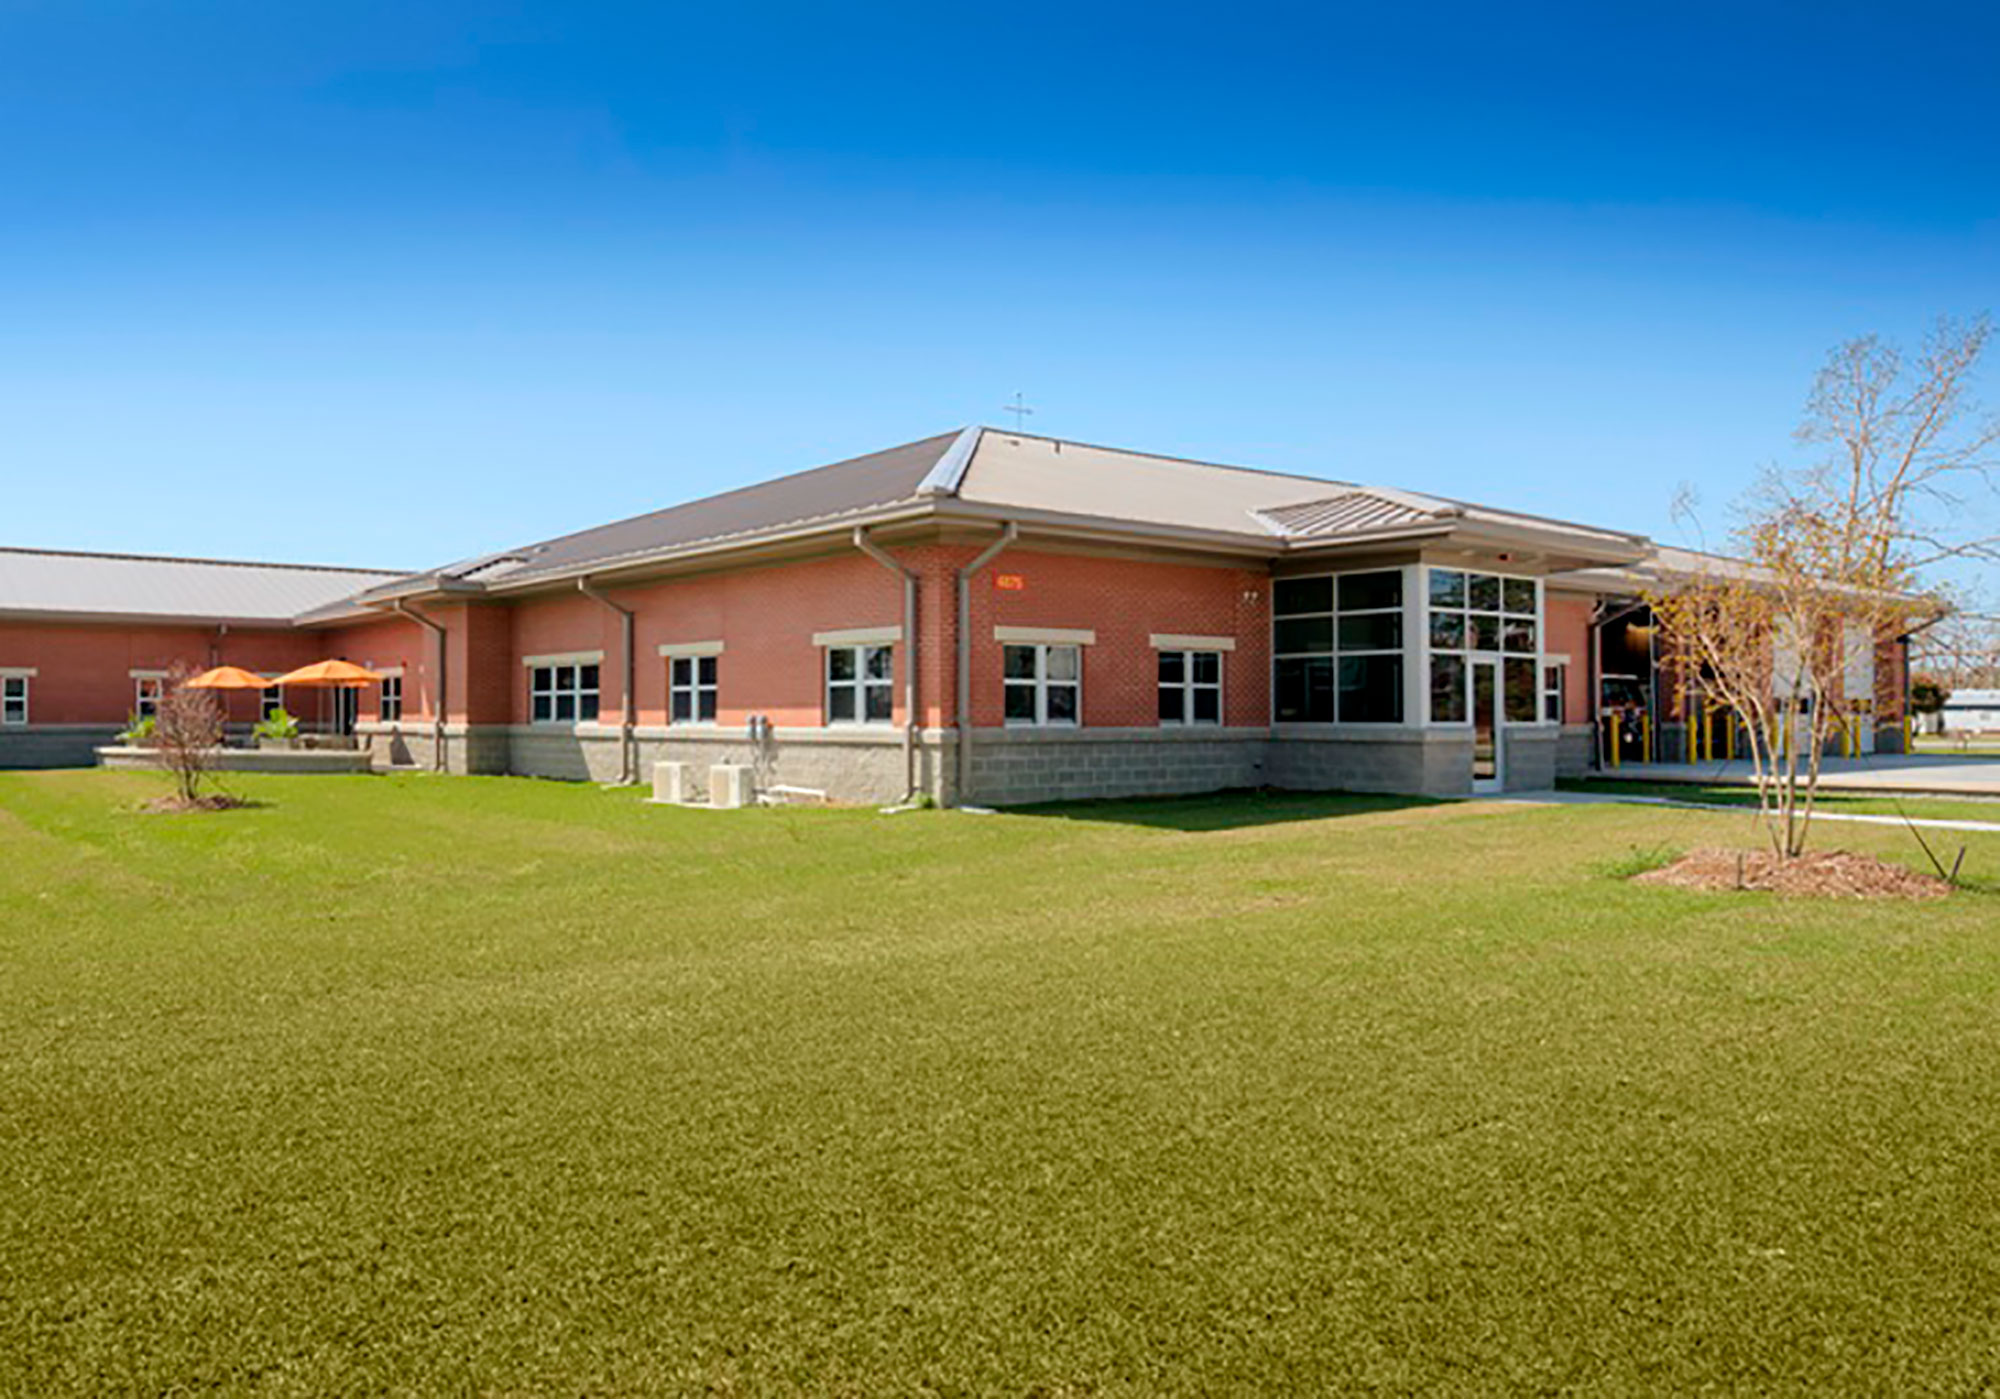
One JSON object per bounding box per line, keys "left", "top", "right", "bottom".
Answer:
{"left": 270, "top": 659, "right": 384, "bottom": 688}
{"left": 183, "top": 665, "right": 275, "bottom": 691}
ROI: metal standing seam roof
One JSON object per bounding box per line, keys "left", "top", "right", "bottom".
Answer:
{"left": 433, "top": 430, "right": 961, "bottom": 590}
{"left": 1252, "top": 490, "right": 1456, "bottom": 539}
{"left": 313, "top": 427, "right": 1655, "bottom": 615}
{"left": 0, "top": 548, "right": 403, "bottom": 623}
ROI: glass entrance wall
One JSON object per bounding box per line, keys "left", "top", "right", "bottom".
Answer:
{"left": 1424, "top": 566, "right": 1549, "bottom": 729}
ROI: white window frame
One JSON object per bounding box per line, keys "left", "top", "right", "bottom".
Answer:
{"left": 1157, "top": 649, "right": 1223, "bottom": 727}
{"left": 380, "top": 673, "right": 404, "bottom": 722}
{"left": 669, "top": 654, "right": 719, "bottom": 726}
{"left": 1542, "top": 658, "right": 1568, "bottom": 726}
{"left": 825, "top": 644, "right": 894, "bottom": 725}
{"left": 260, "top": 684, "right": 285, "bottom": 723}
{"left": 1, "top": 673, "right": 29, "bottom": 726}
{"left": 1003, "top": 643, "right": 1082, "bottom": 727}
{"left": 529, "top": 662, "right": 601, "bottom": 725}
{"left": 1423, "top": 567, "right": 1546, "bottom": 727}
{"left": 133, "top": 675, "right": 164, "bottom": 720}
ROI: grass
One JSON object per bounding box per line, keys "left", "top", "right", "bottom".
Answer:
{"left": 4, "top": 770, "right": 2000, "bottom": 1394}
{"left": 1560, "top": 777, "right": 2000, "bottom": 826}
{"left": 1913, "top": 734, "right": 2000, "bottom": 756}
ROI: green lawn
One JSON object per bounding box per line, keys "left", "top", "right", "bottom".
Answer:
{"left": 5, "top": 770, "right": 2000, "bottom": 1394}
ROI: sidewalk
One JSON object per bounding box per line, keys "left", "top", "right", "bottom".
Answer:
{"left": 1601, "top": 752, "right": 2000, "bottom": 800}
{"left": 1496, "top": 786, "right": 2000, "bottom": 835}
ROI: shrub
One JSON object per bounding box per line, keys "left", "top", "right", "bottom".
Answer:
{"left": 117, "top": 713, "right": 157, "bottom": 747}
{"left": 253, "top": 708, "right": 300, "bottom": 742}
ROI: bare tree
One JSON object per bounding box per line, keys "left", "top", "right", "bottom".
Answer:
{"left": 1654, "top": 317, "right": 1996, "bottom": 858}
{"left": 1914, "top": 609, "right": 2000, "bottom": 691}
{"left": 154, "top": 663, "right": 225, "bottom": 808}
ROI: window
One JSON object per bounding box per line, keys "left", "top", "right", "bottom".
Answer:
{"left": 530, "top": 664, "right": 600, "bottom": 723}
{"left": 260, "top": 685, "right": 284, "bottom": 722}
{"left": 1429, "top": 655, "right": 1467, "bottom": 724}
{"left": 380, "top": 674, "right": 403, "bottom": 722}
{"left": 1542, "top": 663, "right": 1566, "bottom": 724}
{"left": 826, "top": 645, "right": 893, "bottom": 724}
{"left": 1, "top": 675, "right": 26, "bottom": 726}
{"left": 1272, "top": 569, "right": 1403, "bottom": 723}
{"left": 1003, "top": 644, "right": 1080, "bottom": 726}
{"left": 670, "top": 655, "right": 718, "bottom": 724}
{"left": 134, "top": 677, "right": 163, "bottom": 720}
{"left": 1428, "top": 568, "right": 1541, "bottom": 724}
{"left": 1505, "top": 658, "right": 1539, "bottom": 723}
{"left": 1158, "top": 651, "right": 1222, "bottom": 726}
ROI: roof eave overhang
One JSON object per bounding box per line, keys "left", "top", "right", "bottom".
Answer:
{"left": 0, "top": 607, "right": 312, "bottom": 629}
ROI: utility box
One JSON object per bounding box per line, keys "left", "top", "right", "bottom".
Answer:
{"left": 709, "top": 764, "right": 754, "bottom": 809}
{"left": 652, "top": 760, "right": 692, "bottom": 805}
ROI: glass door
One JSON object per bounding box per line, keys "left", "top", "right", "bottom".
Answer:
{"left": 332, "top": 687, "right": 358, "bottom": 737}
{"left": 1472, "top": 659, "right": 1502, "bottom": 792}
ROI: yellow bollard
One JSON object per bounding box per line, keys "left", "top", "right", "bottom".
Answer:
{"left": 1642, "top": 713, "right": 1653, "bottom": 765}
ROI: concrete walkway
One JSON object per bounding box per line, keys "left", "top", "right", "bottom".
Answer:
{"left": 1602, "top": 753, "right": 2000, "bottom": 799}
{"left": 1498, "top": 786, "right": 2000, "bottom": 835}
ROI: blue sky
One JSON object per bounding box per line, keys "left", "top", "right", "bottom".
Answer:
{"left": 2, "top": 1, "right": 1995, "bottom": 572}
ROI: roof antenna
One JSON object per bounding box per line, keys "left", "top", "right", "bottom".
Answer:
{"left": 1002, "top": 392, "right": 1035, "bottom": 432}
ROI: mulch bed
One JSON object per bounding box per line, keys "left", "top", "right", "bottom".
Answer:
{"left": 141, "top": 794, "right": 255, "bottom": 814}
{"left": 1635, "top": 847, "right": 1951, "bottom": 900}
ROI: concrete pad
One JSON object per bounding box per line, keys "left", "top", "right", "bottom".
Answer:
{"left": 1602, "top": 754, "right": 2000, "bottom": 800}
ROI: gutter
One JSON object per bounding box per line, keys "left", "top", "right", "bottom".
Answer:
{"left": 577, "top": 577, "right": 638, "bottom": 785}
{"left": 853, "top": 526, "right": 922, "bottom": 801}
{"left": 390, "top": 598, "right": 449, "bottom": 773}
{"left": 955, "top": 523, "right": 1019, "bottom": 804}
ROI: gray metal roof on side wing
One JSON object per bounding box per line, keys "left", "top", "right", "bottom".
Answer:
{"left": 0, "top": 548, "right": 404, "bottom": 624}
{"left": 374, "top": 430, "right": 966, "bottom": 592}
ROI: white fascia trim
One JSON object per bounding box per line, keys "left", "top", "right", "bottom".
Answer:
{"left": 657, "top": 640, "right": 726, "bottom": 658}
{"left": 813, "top": 625, "right": 903, "bottom": 647}
{"left": 522, "top": 650, "right": 605, "bottom": 668}
{"left": 1149, "top": 633, "right": 1237, "bottom": 652}
{"left": 994, "top": 625, "right": 1097, "bottom": 646}
{"left": 915, "top": 426, "right": 983, "bottom": 497}
{"left": 128, "top": 668, "right": 170, "bottom": 679}
{"left": 0, "top": 666, "right": 37, "bottom": 678}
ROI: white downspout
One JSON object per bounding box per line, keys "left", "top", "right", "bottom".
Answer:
{"left": 853, "top": 526, "right": 921, "bottom": 801}
{"left": 391, "top": 598, "right": 449, "bottom": 772}
{"left": 577, "top": 577, "right": 637, "bottom": 785}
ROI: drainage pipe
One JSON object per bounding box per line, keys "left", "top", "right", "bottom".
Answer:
{"left": 391, "top": 598, "right": 449, "bottom": 772}
{"left": 577, "top": 577, "right": 638, "bottom": 785}
{"left": 955, "top": 523, "right": 1019, "bottom": 804}
{"left": 853, "top": 526, "right": 921, "bottom": 800}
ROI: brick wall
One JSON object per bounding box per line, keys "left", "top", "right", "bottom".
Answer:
{"left": 503, "top": 551, "right": 909, "bottom": 730}
{"left": 322, "top": 615, "right": 436, "bottom": 723}
{"left": 0, "top": 619, "right": 321, "bottom": 726}
{"left": 955, "top": 546, "right": 1270, "bottom": 728}
{"left": 1544, "top": 592, "right": 1595, "bottom": 725}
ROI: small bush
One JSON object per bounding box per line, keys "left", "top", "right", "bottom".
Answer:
{"left": 117, "top": 713, "right": 157, "bottom": 747}
{"left": 253, "top": 708, "right": 300, "bottom": 742}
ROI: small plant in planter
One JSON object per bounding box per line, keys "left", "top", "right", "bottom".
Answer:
{"left": 117, "top": 713, "right": 157, "bottom": 748}
{"left": 253, "top": 708, "right": 301, "bottom": 749}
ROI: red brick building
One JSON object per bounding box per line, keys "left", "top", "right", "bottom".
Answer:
{"left": 0, "top": 428, "right": 1912, "bottom": 800}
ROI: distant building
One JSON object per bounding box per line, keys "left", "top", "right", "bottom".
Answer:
{"left": 1939, "top": 689, "right": 2000, "bottom": 733}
